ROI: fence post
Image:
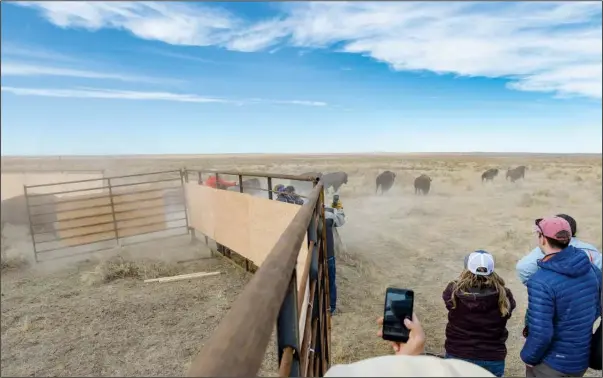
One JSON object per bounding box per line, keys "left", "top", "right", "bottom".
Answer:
{"left": 107, "top": 178, "right": 120, "bottom": 247}
{"left": 181, "top": 169, "right": 195, "bottom": 244}
{"left": 319, "top": 187, "right": 331, "bottom": 369}
{"left": 267, "top": 177, "right": 273, "bottom": 200}
{"left": 277, "top": 269, "right": 301, "bottom": 377}
{"left": 22, "top": 185, "right": 39, "bottom": 263}
{"left": 239, "top": 174, "right": 244, "bottom": 193}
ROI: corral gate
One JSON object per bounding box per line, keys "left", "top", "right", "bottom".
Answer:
{"left": 23, "top": 170, "right": 189, "bottom": 262}
{"left": 184, "top": 170, "right": 332, "bottom": 377}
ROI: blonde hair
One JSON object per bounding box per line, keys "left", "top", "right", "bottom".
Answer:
{"left": 449, "top": 269, "right": 511, "bottom": 317}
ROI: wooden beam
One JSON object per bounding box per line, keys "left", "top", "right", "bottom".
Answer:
{"left": 144, "top": 271, "right": 221, "bottom": 283}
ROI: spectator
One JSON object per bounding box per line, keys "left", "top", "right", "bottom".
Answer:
{"left": 204, "top": 175, "right": 237, "bottom": 190}
{"left": 516, "top": 213, "right": 601, "bottom": 285}
{"left": 276, "top": 185, "right": 304, "bottom": 205}
{"left": 324, "top": 196, "right": 346, "bottom": 315}
{"left": 273, "top": 184, "right": 285, "bottom": 199}
{"left": 442, "top": 250, "right": 516, "bottom": 377}
{"left": 275, "top": 185, "right": 292, "bottom": 203}
{"left": 521, "top": 216, "right": 602, "bottom": 377}
{"left": 285, "top": 185, "right": 305, "bottom": 205}
{"left": 324, "top": 313, "right": 494, "bottom": 377}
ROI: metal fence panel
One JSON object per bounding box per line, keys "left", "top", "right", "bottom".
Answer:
{"left": 24, "top": 170, "right": 189, "bottom": 262}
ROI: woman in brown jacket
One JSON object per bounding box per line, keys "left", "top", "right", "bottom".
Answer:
{"left": 442, "top": 250, "right": 516, "bottom": 377}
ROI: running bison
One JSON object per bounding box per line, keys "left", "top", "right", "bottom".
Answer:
{"left": 321, "top": 171, "right": 348, "bottom": 193}
{"left": 506, "top": 166, "right": 527, "bottom": 183}
{"left": 376, "top": 171, "right": 396, "bottom": 195}
{"left": 414, "top": 174, "right": 432, "bottom": 195}
{"left": 481, "top": 168, "right": 499, "bottom": 183}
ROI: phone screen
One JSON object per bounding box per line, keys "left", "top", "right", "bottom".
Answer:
{"left": 382, "top": 288, "right": 414, "bottom": 343}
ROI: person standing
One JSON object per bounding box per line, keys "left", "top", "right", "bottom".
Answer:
{"left": 324, "top": 196, "right": 346, "bottom": 315}
{"left": 204, "top": 175, "right": 237, "bottom": 190}
{"left": 521, "top": 216, "right": 602, "bottom": 377}
{"left": 442, "top": 250, "right": 516, "bottom": 377}
{"left": 516, "top": 213, "right": 601, "bottom": 285}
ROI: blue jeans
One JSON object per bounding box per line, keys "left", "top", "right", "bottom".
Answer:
{"left": 327, "top": 256, "right": 337, "bottom": 312}
{"left": 445, "top": 353, "right": 505, "bottom": 377}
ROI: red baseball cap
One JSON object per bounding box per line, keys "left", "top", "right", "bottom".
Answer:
{"left": 535, "top": 217, "right": 572, "bottom": 242}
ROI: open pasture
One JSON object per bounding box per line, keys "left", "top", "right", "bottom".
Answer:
{"left": 1, "top": 153, "right": 601, "bottom": 377}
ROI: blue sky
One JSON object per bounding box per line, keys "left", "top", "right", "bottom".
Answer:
{"left": 1, "top": 1, "right": 601, "bottom": 155}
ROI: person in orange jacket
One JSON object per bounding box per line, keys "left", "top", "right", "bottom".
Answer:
{"left": 204, "top": 175, "right": 237, "bottom": 189}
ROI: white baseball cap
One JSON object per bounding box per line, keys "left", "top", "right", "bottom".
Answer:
{"left": 464, "top": 250, "right": 495, "bottom": 276}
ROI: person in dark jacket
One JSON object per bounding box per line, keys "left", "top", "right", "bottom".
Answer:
{"left": 442, "top": 250, "right": 516, "bottom": 377}
{"left": 521, "top": 216, "right": 602, "bottom": 377}
{"left": 276, "top": 185, "right": 304, "bottom": 205}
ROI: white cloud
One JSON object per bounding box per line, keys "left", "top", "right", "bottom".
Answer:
{"left": 1, "top": 86, "right": 227, "bottom": 103}
{"left": 1, "top": 43, "right": 80, "bottom": 63}
{"left": 1, "top": 61, "right": 179, "bottom": 85}
{"left": 16, "top": 1, "right": 602, "bottom": 99}
{"left": 17, "top": 2, "right": 238, "bottom": 46}
{"left": 1, "top": 86, "right": 328, "bottom": 107}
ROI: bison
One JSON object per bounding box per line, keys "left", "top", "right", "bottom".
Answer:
{"left": 414, "top": 174, "right": 432, "bottom": 195}
{"left": 506, "top": 166, "right": 527, "bottom": 183}
{"left": 321, "top": 171, "right": 348, "bottom": 194}
{"left": 481, "top": 168, "right": 499, "bottom": 183}
{"left": 293, "top": 172, "right": 323, "bottom": 195}
{"left": 376, "top": 171, "right": 396, "bottom": 195}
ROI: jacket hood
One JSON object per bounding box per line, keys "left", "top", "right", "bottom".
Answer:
{"left": 454, "top": 286, "right": 500, "bottom": 311}
{"left": 537, "top": 245, "right": 592, "bottom": 278}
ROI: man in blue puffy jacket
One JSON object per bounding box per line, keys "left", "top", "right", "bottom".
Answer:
{"left": 521, "top": 216, "right": 602, "bottom": 377}
{"left": 516, "top": 213, "right": 601, "bottom": 285}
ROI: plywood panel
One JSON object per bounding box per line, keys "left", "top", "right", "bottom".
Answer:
{"left": 117, "top": 214, "right": 166, "bottom": 230}
{"left": 247, "top": 196, "right": 301, "bottom": 267}
{"left": 112, "top": 189, "right": 166, "bottom": 204}
{"left": 184, "top": 183, "right": 215, "bottom": 238}
{"left": 55, "top": 205, "right": 113, "bottom": 221}
{"left": 213, "top": 188, "right": 250, "bottom": 258}
{"left": 59, "top": 230, "right": 116, "bottom": 247}
{"left": 119, "top": 222, "right": 169, "bottom": 238}
{"left": 55, "top": 196, "right": 112, "bottom": 212}
{"left": 185, "top": 183, "right": 310, "bottom": 281}
{"left": 184, "top": 182, "right": 313, "bottom": 338}
{"left": 113, "top": 197, "right": 165, "bottom": 212}
{"left": 47, "top": 187, "right": 175, "bottom": 244}
{"left": 115, "top": 206, "right": 169, "bottom": 222}
{"left": 299, "top": 278, "right": 310, "bottom": 341}
{"left": 295, "top": 236, "right": 309, "bottom": 291}
{"left": 59, "top": 222, "right": 115, "bottom": 239}
{"left": 59, "top": 214, "right": 114, "bottom": 229}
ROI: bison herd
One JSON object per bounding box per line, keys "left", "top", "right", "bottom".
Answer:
{"left": 301, "top": 165, "right": 528, "bottom": 196}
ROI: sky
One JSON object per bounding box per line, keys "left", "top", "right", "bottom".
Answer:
{"left": 1, "top": 1, "right": 602, "bottom": 155}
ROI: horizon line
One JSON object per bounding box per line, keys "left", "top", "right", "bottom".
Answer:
{"left": 2, "top": 152, "right": 602, "bottom": 159}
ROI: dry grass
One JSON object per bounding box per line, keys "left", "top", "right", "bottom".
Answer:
{"left": 82, "top": 255, "right": 181, "bottom": 284}
{"left": 1, "top": 153, "right": 602, "bottom": 377}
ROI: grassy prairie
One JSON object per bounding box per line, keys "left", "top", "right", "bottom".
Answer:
{"left": 1, "top": 153, "right": 601, "bottom": 376}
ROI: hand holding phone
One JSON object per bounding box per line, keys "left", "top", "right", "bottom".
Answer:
{"left": 382, "top": 287, "right": 414, "bottom": 343}
{"left": 377, "top": 313, "right": 425, "bottom": 356}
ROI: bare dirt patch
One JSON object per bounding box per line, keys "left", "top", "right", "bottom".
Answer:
{"left": 0, "top": 239, "right": 254, "bottom": 376}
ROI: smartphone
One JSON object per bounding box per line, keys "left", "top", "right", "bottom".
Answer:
{"left": 382, "top": 287, "right": 414, "bottom": 343}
